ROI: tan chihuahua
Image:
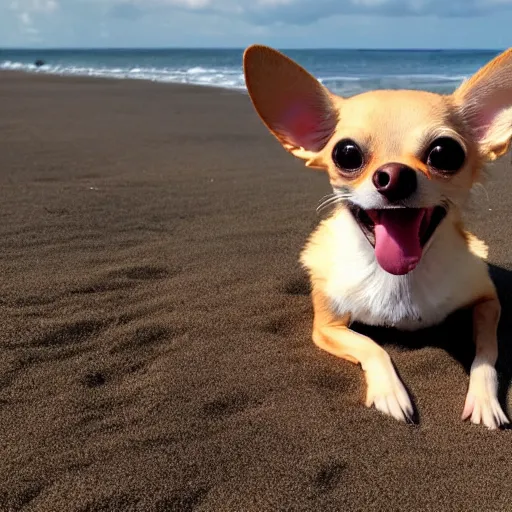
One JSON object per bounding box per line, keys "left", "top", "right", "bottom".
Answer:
{"left": 243, "top": 45, "right": 512, "bottom": 429}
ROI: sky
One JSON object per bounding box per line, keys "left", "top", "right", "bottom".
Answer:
{"left": 2, "top": 0, "right": 512, "bottom": 49}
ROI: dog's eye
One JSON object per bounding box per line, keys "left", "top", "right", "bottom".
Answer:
{"left": 426, "top": 137, "right": 466, "bottom": 173}
{"left": 332, "top": 139, "right": 364, "bottom": 174}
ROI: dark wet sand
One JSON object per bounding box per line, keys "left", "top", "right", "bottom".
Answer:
{"left": 1, "top": 71, "right": 512, "bottom": 511}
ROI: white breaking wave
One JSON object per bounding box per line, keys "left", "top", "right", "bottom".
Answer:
{"left": 0, "top": 60, "right": 466, "bottom": 95}
{"left": 0, "top": 60, "right": 248, "bottom": 90}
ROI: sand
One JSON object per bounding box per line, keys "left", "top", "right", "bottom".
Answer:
{"left": 1, "top": 70, "right": 512, "bottom": 512}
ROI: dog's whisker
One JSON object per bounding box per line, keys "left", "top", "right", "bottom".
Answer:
{"left": 440, "top": 197, "right": 455, "bottom": 210}
{"left": 316, "top": 194, "right": 337, "bottom": 208}
{"left": 471, "top": 182, "right": 490, "bottom": 202}
{"left": 317, "top": 193, "right": 348, "bottom": 209}
{"left": 316, "top": 193, "right": 352, "bottom": 214}
{"left": 317, "top": 193, "right": 333, "bottom": 203}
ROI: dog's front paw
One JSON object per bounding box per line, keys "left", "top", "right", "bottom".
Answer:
{"left": 462, "top": 362, "right": 509, "bottom": 430}
{"left": 364, "top": 357, "right": 414, "bottom": 423}
{"left": 462, "top": 392, "right": 509, "bottom": 429}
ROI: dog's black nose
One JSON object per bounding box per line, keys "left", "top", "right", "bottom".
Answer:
{"left": 372, "top": 163, "right": 417, "bottom": 202}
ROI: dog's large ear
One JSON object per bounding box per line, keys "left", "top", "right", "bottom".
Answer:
{"left": 453, "top": 48, "right": 512, "bottom": 160}
{"left": 243, "top": 45, "right": 338, "bottom": 167}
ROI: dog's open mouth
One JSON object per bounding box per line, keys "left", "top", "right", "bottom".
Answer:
{"left": 349, "top": 205, "right": 447, "bottom": 275}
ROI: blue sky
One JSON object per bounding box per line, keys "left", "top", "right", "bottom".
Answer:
{"left": 2, "top": 0, "right": 512, "bottom": 49}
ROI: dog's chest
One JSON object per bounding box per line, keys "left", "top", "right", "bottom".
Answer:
{"left": 301, "top": 209, "right": 491, "bottom": 331}
{"left": 333, "top": 266, "right": 458, "bottom": 330}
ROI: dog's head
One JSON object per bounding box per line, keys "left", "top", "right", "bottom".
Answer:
{"left": 243, "top": 45, "right": 512, "bottom": 275}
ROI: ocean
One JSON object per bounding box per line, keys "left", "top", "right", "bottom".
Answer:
{"left": 0, "top": 48, "right": 502, "bottom": 96}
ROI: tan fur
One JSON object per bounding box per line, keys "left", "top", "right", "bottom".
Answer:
{"left": 243, "top": 45, "right": 512, "bottom": 429}
{"left": 453, "top": 48, "right": 512, "bottom": 160}
{"left": 459, "top": 226, "right": 489, "bottom": 260}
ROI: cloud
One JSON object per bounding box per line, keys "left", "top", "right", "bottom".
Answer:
{"left": 108, "top": 2, "right": 144, "bottom": 19}
{"left": 117, "top": 0, "right": 512, "bottom": 24}
{"left": 7, "top": 0, "right": 512, "bottom": 35}
{"left": 10, "top": 0, "right": 59, "bottom": 12}
{"left": 19, "top": 10, "right": 39, "bottom": 34}
{"left": 2, "top": 0, "right": 512, "bottom": 48}
{"left": 7, "top": 0, "right": 59, "bottom": 41}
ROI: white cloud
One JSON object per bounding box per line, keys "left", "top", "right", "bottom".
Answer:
{"left": 6, "top": 0, "right": 58, "bottom": 43}
{"left": 257, "top": 0, "right": 295, "bottom": 6}
{"left": 108, "top": 0, "right": 512, "bottom": 24}
{"left": 19, "top": 11, "right": 32, "bottom": 24}
{"left": 7, "top": 0, "right": 512, "bottom": 32}
{"left": 155, "top": 0, "right": 211, "bottom": 7}
{"left": 2, "top": 0, "right": 512, "bottom": 47}
{"left": 10, "top": 0, "right": 58, "bottom": 12}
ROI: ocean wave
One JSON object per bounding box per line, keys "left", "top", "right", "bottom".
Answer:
{"left": 0, "top": 60, "right": 466, "bottom": 94}
{"left": 318, "top": 76, "right": 362, "bottom": 83}
{"left": 0, "top": 60, "right": 247, "bottom": 90}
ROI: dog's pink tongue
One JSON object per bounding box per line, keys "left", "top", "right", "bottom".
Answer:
{"left": 372, "top": 209, "right": 425, "bottom": 275}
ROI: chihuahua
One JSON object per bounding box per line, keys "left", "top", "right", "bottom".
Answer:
{"left": 243, "top": 45, "right": 512, "bottom": 429}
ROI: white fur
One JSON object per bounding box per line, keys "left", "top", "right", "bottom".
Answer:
{"left": 363, "top": 355, "right": 414, "bottom": 422}
{"left": 463, "top": 356, "right": 508, "bottom": 429}
{"left": 301, "top": 207, "right": 494, "bottom": 331}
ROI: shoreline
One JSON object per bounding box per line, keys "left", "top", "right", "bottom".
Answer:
{"left": 0, "top": 68, "right": 249, "bottom": 94}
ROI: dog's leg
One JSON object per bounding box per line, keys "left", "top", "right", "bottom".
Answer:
{"left": 462, "top": 296, "right": 510, "bottom": 429}
{"left": 312, "top": 287, "right": 413, "bottom": 422}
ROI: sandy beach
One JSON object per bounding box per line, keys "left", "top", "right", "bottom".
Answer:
{"left": 1, "top": 70, "right": 512, "bottom": 511}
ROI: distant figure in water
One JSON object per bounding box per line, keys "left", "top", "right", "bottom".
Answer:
{"left": 34, "top": 60, "right": 45, "bottom": 67}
